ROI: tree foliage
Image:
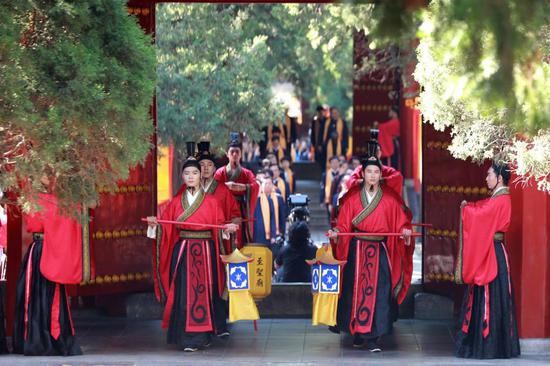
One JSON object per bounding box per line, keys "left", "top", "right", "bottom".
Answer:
{"left": 0, "top": 0, "right": 156, "bottom": 213}
{"left": 351, "top": 0, "right": 550, "bottom": 192}
{"left": 156, "top": 4, "right": 358, "bottom": 156}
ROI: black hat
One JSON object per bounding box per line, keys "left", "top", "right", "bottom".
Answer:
{"left": 186, "top": 141, "right": 196, "bottom": 158}
{"left": 228, "top": 132, "right": 242, "bottom": 150}
{"left": 182, "top": 141, "right": 200, "bottom": 171}
{"left": 197, "top": 141, "right": 216, "bottom": 163}
{"left": 361, "top": 129, "right": 382, "bottom": 170}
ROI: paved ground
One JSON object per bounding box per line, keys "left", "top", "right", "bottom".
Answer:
{"left": 0, "top": 316, "right": 548, "bottom": 365}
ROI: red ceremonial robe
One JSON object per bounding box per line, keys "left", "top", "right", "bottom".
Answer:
{"left": 455, "top": 188, "right": 511, "bottom": 286}
{"left": 378, "top": 118, "right": 400, "bottom": 158}
{"left": 18, "top": 193, "right": 92, "bottom": 349}
{"left": 214, "top": 164, "right": 259, "bottom": 247}
{"left": 30, "top": 193, "right": 93, "bottom": 285}
{"left": 342, "top": 171, "right": 413, "bottom": 305}
{"left": 333, "top": 187, "right": 411, "bottom": 334}
{"left": 153, "top": 190, "right": 225, "bottom": 331}
{"left": 177, "top": 181, "right": 240, "bottom": 253}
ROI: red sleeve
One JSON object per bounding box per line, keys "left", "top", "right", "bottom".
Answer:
{"left": 154, "top": 195, "right": 181, "bottom": 302}
{"left": 457, "top": 195, "right": 511, "bottom": 285}
{"left": 382, "top": 166, "right": 403, "bottom": 197}
{"left": 23, "top": 211, "right": 45, "bottom": 233}
{"left": 214, "top": 167, "right": 226, "bottom": 182}
{"left": 333, "top": 194, "right": 355, "bottom": 262}
{"left": 39, "top": 195, "right": 89, "bottom": 284}
{"left": 346, "top": 166, "right": 363, "bottom": 189}
{"left": 384, "top": 194, "right": 412, "bottom": 304}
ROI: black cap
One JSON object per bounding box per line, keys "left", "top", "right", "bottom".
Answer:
{"left": 197, "top": 141, "right": 216, "bottom": 163}
{"left": 228, "top": 132, "right": 242, "bottom": 149}
{"left": 185, "top": 141, "right": 196, "bottom": 158}
{"left": 361, "top": 129, "right": 382, "bottom": 170}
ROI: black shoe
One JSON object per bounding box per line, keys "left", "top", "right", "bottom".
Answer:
{"left": 328, "top": 325, "right": 340, "bottom": 334}
{"left": 367, "top": 339, "right": 381, "bottom": 352}
{"left": 217, "top": 329, "right": 231, "bottom": 338}
{"left": 352, "top": 335, "right": 365, "bottom": 348}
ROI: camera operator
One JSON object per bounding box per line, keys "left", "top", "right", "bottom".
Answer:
{"left": 275, "top": 221, "right": 317, "bottom": 283}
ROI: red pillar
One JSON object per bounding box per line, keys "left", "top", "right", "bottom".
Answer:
{"left": 508, "top": 182, "right": 550, "bottom": 337}
{"left": 5, "top": 194, "right": 22, "bottom": 336}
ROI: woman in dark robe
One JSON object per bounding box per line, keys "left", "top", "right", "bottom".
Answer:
{"left": 455, "top": 163, "right": 520, "bottom": 359}
{"left": 13, "top": 176, "right": 88, "bottom": 356}
{"left": 150, "top": 157, "right": 238, "bottom": 352}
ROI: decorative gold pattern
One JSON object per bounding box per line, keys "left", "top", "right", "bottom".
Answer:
{"left": 354, "top": 104, "right": 391, "bottom": 112}
{"left": 127, "top": 7, "right": 151, "bottom": 16}
{"left": 80, "top": 271, "right": 151, "bottom": 286}
{"left": 426, "top": 185, "right": 489, "bottom": 196}
{"left": 426, "top": 272, "right": 456, "bottom": 282}
{"left": 427, "top": 228, "right": 459, "bottom": 238}
{"left": 353, "top": 84, "right": 394, "bottom": 91}
{"left": 426, "top": 141, "right": 451, "bottom": 150}
{"left": 98, "top": 184, "right": 150, "bottom": 194}
{"left": 179, "top": 230, "right": 212, "bottom": 239}
{"left": 93, "top": 228, "right": 147, "bottom": 240}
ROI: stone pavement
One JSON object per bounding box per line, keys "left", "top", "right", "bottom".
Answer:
{"left": 0, "top": 316, "right": 548, "bottom": 365}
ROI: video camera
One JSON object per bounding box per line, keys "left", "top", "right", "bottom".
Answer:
{"left": 287, "top": 194, "right": 310, "bottom": 224}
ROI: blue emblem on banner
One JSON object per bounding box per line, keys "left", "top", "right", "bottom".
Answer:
{"left": 320, "top": 264, "right": 339, "bottom": 294}
{"left": 228, "top": 262, "right": 249, "bottom": 291}
{"left": 311, "top": 264, "right": 320, "bottom": 292}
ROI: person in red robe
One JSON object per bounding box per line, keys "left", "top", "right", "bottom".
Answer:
{"left": 455, "top": 163, "right": 520, "bottom": 359}
{"left": 196, "top": 141, "right": 241, "bottom": 254}
{"left": 13, "top": 176, "right": 92, "bottom": 356}
{"left": 214, "top": 133, "right": 259, "bottom": 247}
{"left": 149, "top": 157, "right": 238, "bottom": 352}
{"left": 327, "top": 154, "right": 412, "bottom": 352}
{"left": 377, "top": 107, "right": 400, "bottom": 168}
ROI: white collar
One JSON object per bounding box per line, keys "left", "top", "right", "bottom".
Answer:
{"left": 203, "top": 179, "right": 214, "bottom": 192}
{"left": 186, "top": 189, "right": 200, "bottom": 206}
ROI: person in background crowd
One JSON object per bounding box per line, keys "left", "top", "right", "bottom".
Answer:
{"left": 322, "top": 107, "right": 349, "bottom": 168}
{"left": 350, "top": 156, "right": 361, "bottom": 170}
{"left": 280, "top": 157, "right": 295, "bottom": 194}
{"left": 320, "top": 156, "right": 340, "bottom": 223}
{"left": 214, "top": 133, "right": 260, "bottom": 247}
{"left": 310, "top": 105, "right": 325, "bottom": 163}
{"left": 253, "top": 175, "right": 286, "bottom": 251}
{"left": 378, "top": 107, "right": 401, "bottom": 169}
{"left": 270, "top": 164, "right": 290, "bottom": 203}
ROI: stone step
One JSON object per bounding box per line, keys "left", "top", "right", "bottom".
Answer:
{"left": 125, "top": 284, "right": 421, "bottom": 320}
{"left": 293, "top": 162, "right": 322, "bottom": 181}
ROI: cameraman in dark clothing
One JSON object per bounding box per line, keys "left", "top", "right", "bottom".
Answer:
{"left": 275, "top": 221, "right": 317, "bottom": 283}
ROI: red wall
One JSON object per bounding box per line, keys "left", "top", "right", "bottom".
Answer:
{"left": 508, "top": 182, "right": 550, "bottom": 337}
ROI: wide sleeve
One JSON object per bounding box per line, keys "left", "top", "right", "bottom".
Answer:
{"left": 346, "top": 166, "right": 363, "bottom": 189}
{"left": 382, "top": 166, "right": 404, "bottom": 197}
{"left": 456, "top": 196, "right": 510, "bottom": 285}
{"left": 332, "top": 197, "right": 354, "bottom": 262}
{"left": 153, "top": 198, "right": 179, "bottom": 303}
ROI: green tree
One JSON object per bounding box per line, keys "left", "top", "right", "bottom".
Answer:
{"left": 0, "top": 0, "right": 156, "bottom": 214}
{"left": 349, "top": 0, "right": 550, "bottom": 191}
{"left": 156, "top": 4, "right": 279, "bottom": 155}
